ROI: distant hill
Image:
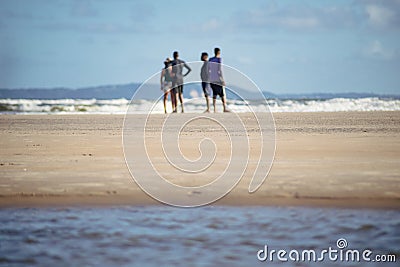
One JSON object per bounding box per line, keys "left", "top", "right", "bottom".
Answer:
{"left": 0, "top": 83, "right": 398, "bottom": 100}
{"left": 0, "top": 83, "right": 141, "bottom": 100}
{"left": 0, "top": 83, "right": 276, "bottom": 100}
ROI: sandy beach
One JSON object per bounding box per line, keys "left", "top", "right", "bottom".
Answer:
{"left": 0, "top": 111, "right": 399, "bottom": 208}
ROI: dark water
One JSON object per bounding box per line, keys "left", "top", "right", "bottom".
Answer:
{"left": 0, "top": 206, "right": 399, "bottom": 267}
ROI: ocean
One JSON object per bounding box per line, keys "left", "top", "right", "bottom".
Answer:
{"left": 0, "top": 206, "right": 399, "bottom": 266}
{"left": 1, "top": 97, "right": 400, "bottom": 114}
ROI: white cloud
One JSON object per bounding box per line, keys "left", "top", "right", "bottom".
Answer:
{"left": 234, "top": 3, "right": 357, "bottom": 32}
{"left": 178, "top": 17, "right": 227, "bottom": 36}
{"left": 40, "top": 22, "right": 147, "bottom": 34}
{"left": 235, "top": 1, "right": 400, "bottom": 33}
{"left": 365, "top": 4, "right": 396, "bottom": 28}
{"left": 364, "top": 40, "right": 396, "bottom": 60}
{"left": 280, "top": 17, "right": 319, "bottom": 29}
{"left": 201, "top": 18, "right": 220, "bottom": 32}
{"left": 357, "top": 0, "right": 400, "bottom": 30}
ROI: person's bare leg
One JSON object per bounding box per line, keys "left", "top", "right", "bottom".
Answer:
{"left": 163, "top": 92, "right": 168, "bottom": 114}
{"left": 178, "top": 92, "right": 184, "bottom": 113}
{"left": 169, "top": 91, "right": 174, "bottom": 112}
{"left": 213, "top": 97, "right": 217, "bottom": 113}
{"left": 175, "top": 93, "right": 179, "bottom": 112}
{"left": 222, "top": 96, "right": 229, "bottom": 112}
{"left": 171, "top": 90, "right": 177, "bottom": 112}
{"left": 204, "top": 96, "right": 210, "bottom": 112}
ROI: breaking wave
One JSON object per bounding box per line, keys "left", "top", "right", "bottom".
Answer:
{"left": 1, "top": 97, "right": 399, "bottom": 114}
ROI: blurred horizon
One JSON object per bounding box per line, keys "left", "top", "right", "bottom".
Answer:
{"left": 1, "top": 0, "right": 399, "bottom": 94}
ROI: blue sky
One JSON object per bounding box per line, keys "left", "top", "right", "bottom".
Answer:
{"left": 0, "top": 0, "right": 399, "bottom": 94}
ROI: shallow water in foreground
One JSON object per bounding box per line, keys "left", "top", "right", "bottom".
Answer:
{"left": 0, "top": 206, "right": 399, "bottom": 266}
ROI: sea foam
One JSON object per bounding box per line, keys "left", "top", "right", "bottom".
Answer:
{"left": 0, "top": 97, "right": 399, "bottom": 114}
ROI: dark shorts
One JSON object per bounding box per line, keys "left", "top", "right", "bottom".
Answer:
{"left": 172, "top": 84, "right": 183, "bottom": 94}
{"left": 210, "top": 83, "right": 224, "bottom": 98}
{"left": 201, "top": 82, "right": 209, "bottom": 97}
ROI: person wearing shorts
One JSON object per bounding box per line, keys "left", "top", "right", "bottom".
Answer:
{"left": 209, "top": 47, "right": 228, "bottom": 112}
{"left": 171, "top": 51, "right": 191, "bottom": 113}
{"left": 160, "top": 58, "right": 173, "bottom": 114}
{"left": 200, "top": 52, "right": 210, "bottom": 112}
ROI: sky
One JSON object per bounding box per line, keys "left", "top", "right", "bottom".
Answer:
{"left": 0, "top": 0, "right": 399, "bottom": 94}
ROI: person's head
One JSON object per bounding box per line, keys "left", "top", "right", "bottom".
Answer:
{"left": 164, "top": 58, "right": 171, "bottom": 67}
{"left": 173, "top": 51, "right": 179, "bottom": 59}
{"left": 201, "top": 52, "right": 208, "bottom": 61}
{"left": 214, "top": 47, "right": 221, "bottom": 57}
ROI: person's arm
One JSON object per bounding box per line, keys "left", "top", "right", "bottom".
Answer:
{"left": 170, "top": 63, "right": 176, "bottom": 78}
{"left": 200, "top": 64, "right": 207, "bottom": 81}
{"left": 218, "top": 59, "right": 225, "bottom": 86}
{"left": 183, "top": 61, "right": 192, "bottom": 77}
{"left": 168, "top": 65, "right": 173, "bottom": 77}
{"left": 160, "top": 69, "right": 165, "bottom": 90}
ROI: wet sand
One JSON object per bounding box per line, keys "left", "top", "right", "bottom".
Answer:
{"left": 0, "top": 112, "right": 399, "bottom": 208}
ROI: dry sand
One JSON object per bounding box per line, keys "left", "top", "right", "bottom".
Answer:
{"left": 0, "top": 112, "right": 399, "bottom": 208}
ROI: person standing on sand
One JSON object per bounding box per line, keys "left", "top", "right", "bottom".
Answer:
{"left": 209, "top": 47, "right": 228, "bottom": 112}
{"left": 200, "top": 52, "right": 210, "bottom": 112}
{"left": 171, "top": 51, "right": 191, "bottom": 113}
{"left": 160, "top": 58, "right": 174, "bottom": 114}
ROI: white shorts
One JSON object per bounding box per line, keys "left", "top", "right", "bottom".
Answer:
{"left": 163, "top": 81, "right": 172, "bottom": 92}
